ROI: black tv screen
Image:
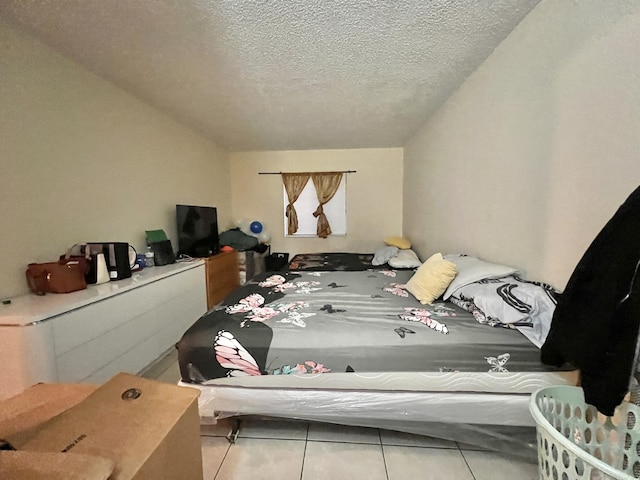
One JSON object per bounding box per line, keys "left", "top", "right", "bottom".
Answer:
{"left": 176, "top": 204, "right": 220, "bottom": 257}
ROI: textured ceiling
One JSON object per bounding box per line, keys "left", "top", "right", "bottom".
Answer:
{"left": 1, "top": 1, "right": 540, "bottom": 151}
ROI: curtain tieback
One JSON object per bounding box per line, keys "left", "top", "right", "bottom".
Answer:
{"left": 286, "top": 203, "right": 296, "bottom": 218}
{"left": 313, "top": 204, "right": 324, "bottom": 218}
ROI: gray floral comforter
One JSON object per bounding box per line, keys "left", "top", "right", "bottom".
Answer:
{"left": 177, "top": 270, "right": 563, "bottom": 383}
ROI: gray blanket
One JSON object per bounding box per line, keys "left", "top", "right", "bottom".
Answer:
{"left": 177, "top": 270, "right": 562, "bottom": 382}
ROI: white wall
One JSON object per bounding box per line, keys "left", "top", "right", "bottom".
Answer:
{"left": 229, "top": 148, "right": 403, "bottom": 259}
{"left": 403, "top": 0, "right": 640, "bottom": 290}
{"left": 0, "top": 20, "right": 231, "bottom": 299}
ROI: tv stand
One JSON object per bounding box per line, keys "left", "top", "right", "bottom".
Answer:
{"left": 204, "top": 250, "right": 240, "bottom": 309}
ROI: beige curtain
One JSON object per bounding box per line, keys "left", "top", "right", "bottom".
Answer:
{"left": 311, "top": 172, "right": 343, "bottom": 239}
{"left": 282, "top": 173, "right": 311, "bottom": 235}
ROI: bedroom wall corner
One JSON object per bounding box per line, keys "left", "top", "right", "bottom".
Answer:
{"left": 402, "top": 0, "right": 640, "bottom": 290}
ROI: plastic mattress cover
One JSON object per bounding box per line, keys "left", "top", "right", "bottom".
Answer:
{"left": 184, "top": 382, "right": 539, "bottom": 462}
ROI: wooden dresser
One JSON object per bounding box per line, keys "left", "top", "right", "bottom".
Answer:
{"left": 204, "top": 250, "right": 240, "bottom": 309}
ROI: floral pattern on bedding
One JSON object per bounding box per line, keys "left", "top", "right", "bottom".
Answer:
{"left": 398, "top": 307, "right": 450, "bottom": 334}
{"left": 177, "top": 270, "right": 566, "bottom": 384}
{"left": 214, "top": 329, "right": 330, "bottom": 376}
{"left": 449, "top": 295, "right": 515, "bottom": 329}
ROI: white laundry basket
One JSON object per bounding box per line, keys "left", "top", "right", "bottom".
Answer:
{"left": 530, "top": 386, "right": 640, "bottom": 480}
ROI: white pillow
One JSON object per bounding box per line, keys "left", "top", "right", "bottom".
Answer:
{"left": 388, "top": 249, "right": 422, "bottom": 269}
{"left": 449, "top": 275, "right": 559, "bottom": 348}
{"left": 442, "top": 254, "right": 519, "bottom": 300}
{"left": 372, "top": 246, "right": 399, "bottom": 266}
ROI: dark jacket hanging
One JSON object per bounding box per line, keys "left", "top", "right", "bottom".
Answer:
{"left": 541, "top": 185, "right": 640, "bottom": 416}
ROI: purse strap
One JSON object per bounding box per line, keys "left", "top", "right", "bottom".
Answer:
{"left": 63, "top": 243, "right": 91, "bottom": 261}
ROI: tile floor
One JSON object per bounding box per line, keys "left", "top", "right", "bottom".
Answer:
{"left": 141, "top": 350, "right": 540, "bottom": 480}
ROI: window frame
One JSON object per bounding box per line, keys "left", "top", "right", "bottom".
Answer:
{"left": 283, "top": 175, "right": 347, "bottom": 237}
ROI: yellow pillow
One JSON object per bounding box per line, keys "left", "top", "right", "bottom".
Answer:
{"left": 406, "top": 253, "right": 457, "bottom": 305}
{"left": 384, "top": 236, "right": 411, "bottom": 249}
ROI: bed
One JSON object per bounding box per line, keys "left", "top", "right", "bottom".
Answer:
{"left": 288, "top": 248, "right": 423, "bottom": 272}
{"left": 288, "top": 252, "right": 377, "bottom": 271}
{"left": 176, "top": 257, "right": 577, "bottom": 460}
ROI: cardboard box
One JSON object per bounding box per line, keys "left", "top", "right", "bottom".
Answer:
{"left": 0, "top": 373, "right": 203, "bottom": 480}
{"left": 0, "top": 451, "right": 114, "bottom": 480}
{"left": 0, "top": 383, "right": 98, "bottom": 443}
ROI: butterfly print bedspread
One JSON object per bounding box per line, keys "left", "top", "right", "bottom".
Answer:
{"left": 177, "top": 270, "right": 561, "bottom": 383}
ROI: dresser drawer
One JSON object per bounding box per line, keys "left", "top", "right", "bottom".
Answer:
{"left": 204, "top": 251, "right": 240, "bottom": 308}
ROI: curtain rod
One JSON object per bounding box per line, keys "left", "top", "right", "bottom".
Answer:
{"left": 258, "top": 170, "right": 357, "bottom": 175}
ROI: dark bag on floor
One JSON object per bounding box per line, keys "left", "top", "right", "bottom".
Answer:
{"left": 265, "top": 252, "right": 289, "bottom": 271}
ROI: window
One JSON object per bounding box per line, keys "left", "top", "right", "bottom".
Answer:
{"left": 283, "top": 175, "right": 347, "bottom": 237}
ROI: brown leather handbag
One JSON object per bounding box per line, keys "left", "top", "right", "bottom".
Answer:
{"left": 26, "top": 260, "right": 88, "bottom": 295}
{"left": 59, "top": 243, "right": 97, "bottom": 283}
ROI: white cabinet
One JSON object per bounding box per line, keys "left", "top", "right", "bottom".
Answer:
{"left": 0, "top": 261, "right": 206, "bottom": 400}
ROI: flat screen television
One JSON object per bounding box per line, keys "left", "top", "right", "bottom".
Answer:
{"left": 176, "top": 204, "right": 220, "bottom": 257}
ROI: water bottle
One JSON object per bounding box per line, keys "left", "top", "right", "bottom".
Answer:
{"left": 145, "top": 246, "right": 155, "bottom": 267}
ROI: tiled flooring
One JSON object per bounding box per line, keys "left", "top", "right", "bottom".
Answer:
{"left": 141, "top": 351, "right": 540, "bottom": 480}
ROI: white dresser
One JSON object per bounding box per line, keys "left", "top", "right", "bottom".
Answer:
{"left": 0, "top": 260, "right": 207, "bottom": 401}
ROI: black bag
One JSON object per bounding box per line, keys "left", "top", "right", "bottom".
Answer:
{"left": 150, "top": 240, "right": 176, "bottom": 266}
{"left": 265, "top": 252, "right": 289, "bottom": 272}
